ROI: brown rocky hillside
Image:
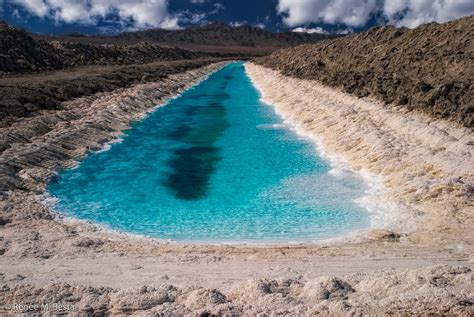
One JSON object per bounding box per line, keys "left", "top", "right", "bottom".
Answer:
{"left": 37, "top": 22, "right": 338, "bottom": 53}
{"left": 0, "top": 22, "right": 209, "bottom": 75}
{"left": 255, "top": 15, "right": 474, "bottom": 127}
{"left": 113, "top": 22, "right": 337, "bottom": 47}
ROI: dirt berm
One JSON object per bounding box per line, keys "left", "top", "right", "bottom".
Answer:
{"left": 255, "top": 15, "right": 474, "bottom": 127}
{"left": 0, "top": 59, "right": 228, "bottom": 128}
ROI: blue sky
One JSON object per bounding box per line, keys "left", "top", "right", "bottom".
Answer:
{"left": 1, "top": 0, "right": 473, "bottom": 35}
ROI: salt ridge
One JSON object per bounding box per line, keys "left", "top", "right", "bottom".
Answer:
{"left": 253, "top": 77, "right": 398, "bottom": 231}
{"left": 245, "top": 62, "right": 474, "bottom": 248}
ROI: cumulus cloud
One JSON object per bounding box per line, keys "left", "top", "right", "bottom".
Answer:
{"left": 277, "top": 0, "right": 474, "bottom": 29}
{"left": 11, "top": 0, "right": 49, "bottom": 17}
{"left": 9, "top": 0, "right": 180, "bottom": 29}
{"left": 229, "top": 21, "right": 265, "bottom": 29}
{"left": 384, "top": 0, "right": 474, "bottom": 28}
{"left": 278, "top": 0, "right": 377, "bottom": 27}
{"left": 209, "top": 2, "right": 223, "bottom": 15}
{"left": 178, "top": 10, "right": 207, "bottom": 25}
{"left": 229, "top": 20, "right": 245, "bottom": 27}
{"left": 292, "top": 26, "right": 329, "bottom": 34}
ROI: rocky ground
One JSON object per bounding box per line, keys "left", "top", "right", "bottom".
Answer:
{"left": 0, "top": 19, "right": 335, "bottom": 126}
{"left": 255, "top": 15, "right": 474, "bottom": 127}
{"left": 0, "top": 21, "right": 238, "bottom": 126}
{"left": 0, "top": 22, "right": 220, "bottom": 75}
{"left": 0, "top": 58, "right": 229, "bottom": 127}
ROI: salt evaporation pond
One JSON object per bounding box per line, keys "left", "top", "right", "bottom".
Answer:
{"left": 48, "top": 62, "right": 372, "bottom": 242}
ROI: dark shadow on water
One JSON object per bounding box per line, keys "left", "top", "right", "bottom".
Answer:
{"left": 163, "top": 78, "right": 232, "bottom": 200}
{"left": 164, "top": 146, "right": 221, "bottom": 200}
{"left": 167, "top": 125, "right": 192, "bottom": 140}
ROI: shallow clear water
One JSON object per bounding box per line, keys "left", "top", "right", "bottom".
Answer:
{"left": 48, "top": 62, "right": 371, "bottom": 242}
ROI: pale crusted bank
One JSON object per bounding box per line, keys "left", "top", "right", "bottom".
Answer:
{"left": 0, "top": 61, "right": 472, "bottom": 316}
{"left": 245, "top": 62, "right": 474, "bottom": 250}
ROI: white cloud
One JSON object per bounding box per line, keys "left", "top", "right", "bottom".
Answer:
{"left": 209, "top": 2, "right": 223, "bottom": 15}
{"left": 292, "top": 26, "right": 328, "bottom": 34}
{"left": 229, "top": 21, "right": 245, "bottom": 27}
{"left": 12, "top": 0, "right": 49, "bottom": 17}
{"left": 9, "top": 0, "right": 180, "bottom": 29}
{"left": 336, "top": 27, "right": 353, "bottom": 34}
{"left": 384, "top": 0, "right": 474, "bottom": 28}
{"left": 277, "top": 0, "right": 474, "bottom": 28}
{"left": 190, "top": 0, "right": 206, "bottom": 3}
{"left": 11, "top": 8, "right": 25, "bottom": 21}
{"left": 229, "top": 21, "right": 265, "bottom": 29}
{"left": 48, "top": 0, "right": 92, "bottom": 23}
{"left": 278, "top": 0, "right": 378, "bottom": 27}
{"left": 178, "top": 10, "right": 207, "bottom": 24}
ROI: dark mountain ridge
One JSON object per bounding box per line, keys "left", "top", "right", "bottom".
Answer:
{"left": 34, "top": 22, "right": 338, "bottom": 53}
{"left": 0, "top": 21, "right": 214, "bottom": 75}
{"left": 113, "top": 22, "right": 337, "bottom": 46}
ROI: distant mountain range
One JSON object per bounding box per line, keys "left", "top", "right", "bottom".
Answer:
{"left": 0, "top": 21, "right": 216, "bottom": 75}
{"left": 113, "top": 23, "right": 337, "bottom": 46}
{"left": 0, "top": 21, "right": 339, "bottom": 75}
{"left": 37, "top": 22, "right": 339, "bottom": 53}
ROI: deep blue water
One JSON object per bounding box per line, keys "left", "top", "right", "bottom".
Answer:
{"left": 48, "top": 62, "right": 371, "bottom": 242}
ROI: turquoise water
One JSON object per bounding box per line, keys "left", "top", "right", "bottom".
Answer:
{"left": 48, "top": 62, "right": 371, "bottom": 242}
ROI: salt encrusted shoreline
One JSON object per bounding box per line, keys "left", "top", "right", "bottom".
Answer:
{"left": 245, "top": 62, "right": 474, "bottom": 251}
{"left": 0, "top": 62, "right": 472, "bottom": 315}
